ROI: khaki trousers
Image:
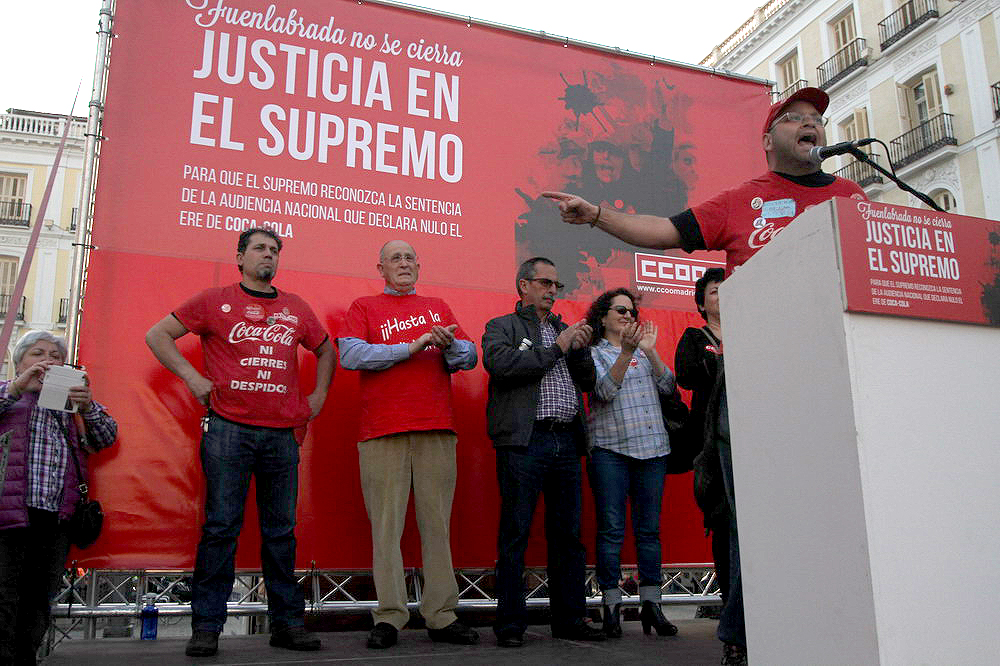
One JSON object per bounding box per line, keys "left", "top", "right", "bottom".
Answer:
{"left": 359, "top": 430, "right": 459, "bottom": 630}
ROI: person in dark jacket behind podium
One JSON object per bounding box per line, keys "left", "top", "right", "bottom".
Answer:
{"left": 675, "top": 269, "right": 729, "bottom": 605}
{"left": 482, "top": 256, "right": 603, "bottom": 648}
{"left": 0, "top": 331, "right": 117, "bottom": 665}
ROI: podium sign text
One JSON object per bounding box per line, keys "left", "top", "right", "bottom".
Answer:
{"left": 835, "top": 198, "right": 1000, "bottom": 327}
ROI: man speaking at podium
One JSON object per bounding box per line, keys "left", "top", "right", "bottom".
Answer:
{"left": 543, "top": 87, "right": 867, "bottom": 666}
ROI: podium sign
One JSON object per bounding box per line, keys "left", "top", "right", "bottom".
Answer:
{"left": 835, "top": 197, "right": 1000, "bottom": 326}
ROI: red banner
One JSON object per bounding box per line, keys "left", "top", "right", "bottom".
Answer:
{"left": 80, "top": 0, "right": 772, "bottom": 568}
{"left": 836, "top": 198, "right": 1000, "bottom": 327}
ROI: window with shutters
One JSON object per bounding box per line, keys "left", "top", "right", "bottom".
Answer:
{"left": 840, "top": 108, "right": 871, "bottom": 143}
{"left": 904, "top": 70, "right": 942, "bottom": 129}
{"left": 931, "top": 189, "right": 956, "bottom": 212}
{"left": 0, "top": 256, "right": 18, "bottom": 318}
{"left": 831, "top": 12, "right": 857, "bottom": 51}
{"left": 0, "top": 173, "right": 29, "bottom": 225}
{"left": 780, "top": 54, "right": 799, "bottom": 90}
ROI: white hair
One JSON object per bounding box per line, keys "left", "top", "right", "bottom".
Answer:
{"left": 12, "top": 330, "right": 67, "bottom": 367}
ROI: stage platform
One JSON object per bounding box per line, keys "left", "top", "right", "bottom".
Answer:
{"left": 44, "top": 618, "right": 723, "bottom": 665}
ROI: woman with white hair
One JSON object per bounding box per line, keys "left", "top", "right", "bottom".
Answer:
{"left": 0, "top": 331, "right": 117, "bottom": 663}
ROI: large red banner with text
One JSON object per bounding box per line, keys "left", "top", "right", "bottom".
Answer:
{"left": 836, "top": 198, "right": 1000, "bottom": 327}
{"left": 79, "top": 0, "right": 771, "bottom": 568}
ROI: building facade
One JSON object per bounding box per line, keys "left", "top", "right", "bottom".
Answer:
{"left": 702, "top": 0, "right": 1000, "bottom": 220}
{"left": 0, "top": 109, "right": 87, "bottom": 374}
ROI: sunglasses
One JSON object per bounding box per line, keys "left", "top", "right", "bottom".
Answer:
{"left": 609, "top": 305, "right": 638, "bottom": 318}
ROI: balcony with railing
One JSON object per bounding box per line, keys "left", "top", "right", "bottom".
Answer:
{"left": 0, "top": 110, "right": 87, "bottom": 141}
{"left": 834, "top": 153, "right": 886, "bottom": 189}
{"left": 58, "top": 298, "right": 70, "bottom": 324}
{"left": 817, "top": 38, "right": 868, "bottom": 90}
{"left": 0, "top": 294, "right": 26, "bottom": 321}
{"left": 700, "top": 0, "right": 793, "bottom": 66}
{"left": 0, "top": 200, "right": 31, "bottom": 227}
{"left": 774, "top": 79, "right": 809, "bottom": 102}
{"left": 889, "top": 113, "right": 957, "bottom": 169}
{"left": 878, "top": 0, "right": 939, "bottom": 51}
{"left": 992, "top": 82, "right": 1000, "bottom": 121}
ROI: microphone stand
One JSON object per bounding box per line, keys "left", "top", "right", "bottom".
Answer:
{"left": 846, "top": 147, "right": 945, "bottom": 212}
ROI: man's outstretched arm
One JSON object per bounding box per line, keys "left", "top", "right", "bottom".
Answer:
{"left": 542, "top": 191, "right": 683, "bottom": 250}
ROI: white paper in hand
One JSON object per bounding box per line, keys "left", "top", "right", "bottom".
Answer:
{"left": 38, "top": 365, "right": 86, "bottom": 412}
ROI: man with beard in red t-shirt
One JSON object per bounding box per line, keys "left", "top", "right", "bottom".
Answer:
{"left": 338, "top": 240, "right": 479, "bottom": 651}
{"left": 146, "top": 228, "right": 335, "bottom": 658}
{"left": 543, "top": 87, "right": 868, "bottom": 666}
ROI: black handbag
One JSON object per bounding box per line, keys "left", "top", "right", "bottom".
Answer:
{"left": 58, "top": 416, "right": 104, "bottom": 549}
{"left": 661, "top": 388, "right": 698, "bottom": 475}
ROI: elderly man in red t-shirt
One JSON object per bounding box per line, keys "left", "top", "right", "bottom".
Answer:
{"left": 543, "top": 88, "right": 868, "bottom": 666}
{"left": 146, "top": 228, "right": 335, "bottom": 658}
{"left": 338, "top": 240, "right": 479, "bottom": 650}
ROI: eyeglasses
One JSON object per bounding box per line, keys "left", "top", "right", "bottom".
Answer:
{"left": 384, "top": 252, "right": 416, "bottom": 265}
{"left": 770, "top": 111, "right": 828, "bottom": 129}
{"left": 525, "top": 278, "right": 564, "bottom": 292}
{"left": 609, "top": 305, "right": 638, "bottom": 318}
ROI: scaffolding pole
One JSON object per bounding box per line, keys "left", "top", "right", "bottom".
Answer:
{"left": 67, "top": 0, "right": 114, "bottom": 365}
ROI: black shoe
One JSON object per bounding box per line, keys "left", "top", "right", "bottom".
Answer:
{"left": 496, "top": 630, "right": 524, "bottom": 648}
{"left": 602, "top": 604, "right": 622, "bottom": 638}
{"left": 270, "top": 625, "right": 321, "bottom": 651}
{"left": 185, "top": 630, "right": 219, "bottom": 657}
{"left": 427, "top": 620, "right": 479, "bottom": 645}
{"left": 639, "top": 601, "right": 678, "bottom": 636}
{"left": 721, "top": 642, "right": 748, "bottom": 666}
{"left": 367, "top": 622, "right": 398, "bottom": 649}
{"left": 551, "top": 620, "right": 606, "bottom": 641}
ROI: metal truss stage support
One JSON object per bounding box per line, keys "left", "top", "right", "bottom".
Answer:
{"left": 44, "top": 565, "right": 719, "bottom": 651}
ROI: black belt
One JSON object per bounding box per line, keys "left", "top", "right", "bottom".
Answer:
{"left": 534, "top": 418, "right": 574, "bottom": 432}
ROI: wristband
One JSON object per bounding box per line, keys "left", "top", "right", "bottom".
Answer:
{"left": 591, "top": 205, "right": 601, "bottom": 228}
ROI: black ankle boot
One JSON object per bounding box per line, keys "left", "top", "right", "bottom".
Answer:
{"left": 602, "top": 604, "right": 622, "bottom": 638}
{"left": 639, "top": 601, "right": 678, "bottom": 636}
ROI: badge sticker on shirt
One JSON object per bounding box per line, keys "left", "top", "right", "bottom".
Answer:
{"left": 629, "top": 357, "right": 639, "bottom": 368}
{"left": 761, "top": 198, "right": 796, "bottom": 219}
{"left": 221, "top": 304, "right": 231, "bottom": 313}
{"left": 753, "top": 217, "right": 766, "bottom": 229}
{"left": 244, "top": 304, "right": 265, "bottom": 322}
{"left": 750, "top": 196, "right": 763, "bottom": 210}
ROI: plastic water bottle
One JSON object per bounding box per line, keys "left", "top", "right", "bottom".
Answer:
{"left": 140, "top": 593, "right": 158, "bottom": 640}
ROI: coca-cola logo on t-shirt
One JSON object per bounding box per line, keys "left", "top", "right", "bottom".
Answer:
{"left": 748, "top": 222, "right": 786, "bottom": 249}
{"left": 244, "top": 304, "right": 265, "bottom": 322}
{"left": 228, "top": 321, "right": 296, "bottom": 346}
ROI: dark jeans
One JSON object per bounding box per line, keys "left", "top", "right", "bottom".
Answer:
{"left": 494, "top": 427, "right": 586, "bottom": 637}
{"left": 191, "top": 414, "right": 304, "bottom": 633}
{"left": 0, "top": 508, "right": 70, "bottom": 665}
{"left": 715, "top": 390, "right": 746, "bottom": 648}
{"left": 587, "top": 447, "right": 668, "bottom": 589}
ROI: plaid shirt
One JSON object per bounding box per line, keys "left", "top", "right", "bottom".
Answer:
{"left": 535, "top": 317, "right": 578, "bottom": 422}
{"left": 0, "top": 383, "right": 117, "bottom": 512}
{"left": 588, "top": 339, "right": 675, "bottom": 459}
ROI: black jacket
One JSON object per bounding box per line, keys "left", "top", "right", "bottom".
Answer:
{"left": 482, "top": 302, "right": 596, "bottom": 452}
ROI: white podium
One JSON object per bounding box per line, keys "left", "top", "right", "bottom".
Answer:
{"left": 720, "top": 199, "right": 1000, "bottom": 665}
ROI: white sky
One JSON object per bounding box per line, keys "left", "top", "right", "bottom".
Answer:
{"left": 4, "top": 0, "right": 760, "bottom": 116}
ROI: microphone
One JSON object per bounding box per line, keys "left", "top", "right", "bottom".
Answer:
{"left": 808, "top": 138, "right": 876, "bottom": 164}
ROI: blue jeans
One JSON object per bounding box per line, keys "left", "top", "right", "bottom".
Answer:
{"left": 587, "top": 447, "right": 668, "bottom": 590}
{"left": 715, "top": 390, "right": 746, "bottom": 648}
{"left": 191, "top": 414, "right": 304, "bottom": 633}
{"left": 494, "top": 427, "right": 586, "bottom": 636}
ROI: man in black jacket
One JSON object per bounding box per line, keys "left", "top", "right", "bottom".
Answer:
{"left": 482, "top": 256, "right": 603, "bottom": 647}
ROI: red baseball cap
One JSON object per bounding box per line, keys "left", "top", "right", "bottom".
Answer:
{"left": 762, "top": 87, "right": 829, "bottom": 134}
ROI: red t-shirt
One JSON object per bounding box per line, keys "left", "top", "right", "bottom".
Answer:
{"left": 691, "top": 172, "right": 867, "bottom": 274}
{"left": 341, "top": 293, "right": 468, "bottom": 442}
{"left": 174, "top": 283, "right": 327, "bottom": 428}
